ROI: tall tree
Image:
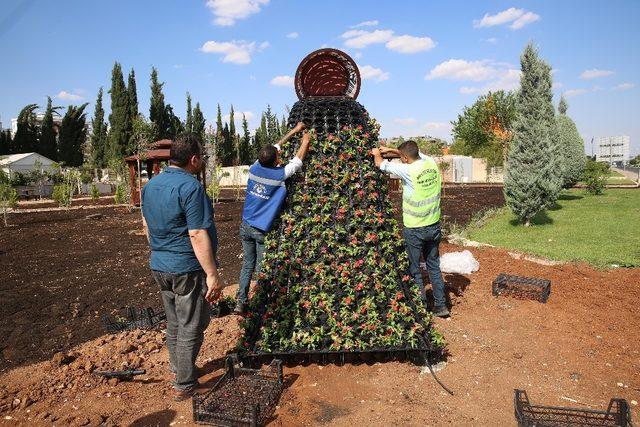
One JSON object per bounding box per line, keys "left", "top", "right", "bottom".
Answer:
{"left": 229, "top": 105, "right": 236, "bottom": 142}
{"left": 214, "top": 104, "right": 225, "bottom": 162}
{"left": 265, "top": 105, "right": 278, "bottom": 144}
{"left": 149, "top": 67, "right": 171, "bottom": 140}
{"left": 280, "top": 114, "right": 288, "bottom": 137}
{"left": 166, "top": 105, "right": 184, "bottom": 139}
{"left": 556, "top": 96, "right": 586, "bottom": 187}
{"left": 192, "top": 102, "right": 205, "bottom": 140}
{"left": 39, "top": 97, "right": 58, "bottom": 160}
{"left": 504, "top": 43, "right": 558, "bottom": 226}
{"left": 0, "top": 131, "right": 12, "bottom": 155}
{"left": 58, "top": 103, "right": 89, "bottom": 166}
{"left": 185, "top": 92, "right": 193, "bottom": 132}
{"left": 108, "top": 62, "right": 132, "bottom": 161}
{"left": 127, "top": 68, "right": 138, "bottom": 119}
{"left": 90, "top": 87, "right": 108, "bottom": 169}
{"left": 13, "top": 104, "right": 39, "bottom": 153}
{"left": 240, "top": 113, "right": 252, "bottom": 164}
{"left": 222, "top": 122, "right": 234, "bottom": 166}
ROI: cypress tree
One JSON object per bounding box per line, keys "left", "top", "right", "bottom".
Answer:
{"left": 39, "top": 97, "right": 58, "bottom": 160}
{"left": 0, "top": 131, "right": 11, "bottom": 155}
{"left": 150, "top": 67, "right": 170, "bottom": 140}
{"left": 192, "top": 102, "right": 205, "bottom": 140}
{"left": 13, "top": 104, "right": 39, "bottom": 153}
{"left": 240, "top": 113, "right": 252, "bottom": 164}
{"left": 504, "top": 43, "right": 558, "bottom": 226}
{"left": 185, "top": 93, "right": 193, "bottom": 132}
{"left": 58, "top": 103, "right": 89, "bottom": 167}
{"left": 215, "top": 104, "right": 224, "bottom": 162}
{"left": 556, "top": 96, "right": 585, "bottom": 187}
{"left": 90, "top": 87, "right": 108, "bottom": 168}
{"left": 108, "top": 62, "right": 132, "bottom": 161}
{"left": 128, "top": 69, "right": 138, "bottom": 119}
{"left": 280, "top": 114, "right": 288, "bottom": 137}
{"left": 229, "top": 105, "right": 236, "bottom": 143}
{"left": 166, "top": 104, "right": 183, "bottom": 139}
{"left": 222, "top": 122, "right": 233, "bottom": 166}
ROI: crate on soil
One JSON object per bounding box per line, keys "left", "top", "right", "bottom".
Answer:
{"left": 514, "top": 389, "right": 632, "bottom": 427}
{"left": 101, "top": 306, "right": 166, "bottom": 333}
{"left": 193, "top": 357, "right": 284, "bottom": 427}
{"left": 492, "top": 273, "right": 551, "bottom": 303}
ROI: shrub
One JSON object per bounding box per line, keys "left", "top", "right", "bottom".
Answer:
{"left": 0, "top": 183, "right": 18, "bottom": 226}
{"left": 90, "top": 182, "right": 100, "bottom": 201}
{"left": 582, "top": 159, "right": 608, "bottom": 195}
{"left": 52, "top": 184, "right": 72, "bottom": 207}
{"left": 114, "top": 182, "right": 128, "bottom": 205}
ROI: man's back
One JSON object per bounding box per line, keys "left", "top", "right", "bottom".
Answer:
{"left": 142, "top": 167, "right": 215, "bottom": 274}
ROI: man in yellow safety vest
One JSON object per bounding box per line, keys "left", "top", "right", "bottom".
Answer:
{"left": 371, "top": 141, "right": 449, "bottom": 317}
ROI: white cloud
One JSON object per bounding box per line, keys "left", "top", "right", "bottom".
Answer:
{"left": 580, "top": 68, "right": 615, "bottom": 79}
{"left": 385, "top": 35, "right": 435, "bottom": 53}
{"left": 474, "top": 7, "right": 539, "bottom": 30}
{"left": 359, "top": 65, "right": 390, "bottom": 82}
{"left": 614, "top": 82, "right": 636, "bottom": 91}
{"left": 56, "top": 91, "right": 84, "bottom": 101}
{"left": 200, "top": 40, "right": 266, "bottom": 64}
{"left": 350, "top": 20, "right": 379, "bottom": 28}
{"left": 342, "top": 29, "right": 394, "bottom": 48}
{"left": 426, "top": 59, "right": 497, "bottom": 81}
{"left": 510, "top": 12, "right": 541, "bottom": 29}
{"left": 483, "top": 37, "right": 498, "bottom": 44}
{"left": 394, "top": 117, "right": 417, "bottom": 126}
{"left": 286, "top": 32, "right": 298, "bottom": 39}
{"left": 423, "top": 121, "right": 453, "bottom": 139}
{"left": 270, "top": 75, "right": 294, "bottom": 87}
{"left": 223, "top": 111, "right": 254, "bottom": 123}
{"left": 564, "top": 88, "right": 588, "bottom": 97}
{"left": 206, "top": 0, "right": 269, "bottom": 26}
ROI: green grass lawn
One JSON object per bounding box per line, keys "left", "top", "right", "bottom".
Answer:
{"left": 468, "top": 189, "right": 640, "bottom": 267}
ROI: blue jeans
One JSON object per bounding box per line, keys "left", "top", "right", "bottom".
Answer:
{"left": 237, "top": 221, "right": 266, "bottom": 304}
{"left": 403, "top": 222, "right": 446, "bottom": 308}
{"left": 152, "top": 270, "right": 210, "bottom": 391}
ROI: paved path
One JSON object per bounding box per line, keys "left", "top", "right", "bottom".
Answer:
{"left": 613, "top": 167, "right": 640, "bottom": 183}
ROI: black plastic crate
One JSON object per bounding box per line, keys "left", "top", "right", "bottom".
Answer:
{"left": 209, "top": 297, "right": 236, "bottom": 318}
{"left": 514, "top": 389, "right": 632, "bottom": 427}
{"left": 101, "top": 306, "right": 166, "bottom": 333}
{"left": 193, "top": 358, "right": 284, "bottom": 427}
{"left": 492, "top": 273, "right": 551, "bottom": 303}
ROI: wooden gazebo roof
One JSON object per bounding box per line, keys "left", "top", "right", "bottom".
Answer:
{"left": 124, "top": 139, "right": 172, "bottom": 162}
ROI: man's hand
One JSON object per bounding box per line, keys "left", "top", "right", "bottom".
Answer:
{"left": 293, "top": 122, "right": 306, "bottom": 133}
{"left": 379, "top": 146, "right": 401, "bottom": 158}
{"left": 205, "top": 270, "right": 223, "bottom": 302}
{"left": 371, "top": 148, "right": 381, "bottom": 157}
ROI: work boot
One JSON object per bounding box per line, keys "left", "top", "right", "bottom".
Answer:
{"left": 173, "top": 385, "right": 198, "bottom": 401}
{"left": 432, "top": 305, "right": 450, "bottom": 318}
{"left": 233, "top": 301, "right": 247, "bottom": 316}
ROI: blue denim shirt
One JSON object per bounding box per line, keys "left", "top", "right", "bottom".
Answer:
{"left": 141, "top": 167, "right": 217, "bottom": 274}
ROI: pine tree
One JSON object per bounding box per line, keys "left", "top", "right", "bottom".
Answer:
{"left": 280, "top": 114, "right": 288, "bottom": 137}
{"left": 150, "top": 67, "right": 171, "bottom": 140}
{"left": 222, "top": 122, "right": 233, "bottom": 166}
{"left": 240, "top": 113, "right": 252, "bottom": 164}
{"left": 58, "top": 103, "right": 89, "bottom": 166}
{"left": 90, "top": 87, "right": 108, "bottom": 169}
{"left": 166, "top": 104, "right": 183, "bottom": 139}
{"left": 128, "top": 69, "right": 138, "bottom": 119}
{"left": 13, "top": 104, "right": 39, "bottom": 153}
{"left": 229, "top": 105, "right": 236, "bottom": 143}
{"left": 108, "top": 62, "right": 133, "bottom": 161}
{"left": 192, "top": 102, "right": 205, "bottom": 140}
{"left": 185, "top": 93, "right": 193, "bottom": 132}
{"left": 254, "top": 111, "right": 268, "bottom": 150}
{"left": 39, "top": 97, "right": 58, "bottom": 160}
{"left": 556, "top": 96, "right": 586, "bottom": 187}
{"left": 0, "top": 131, "right": 11, "bottom": 155}
{"left": 265, "top": 105, "right": 278, "bottom": 144}
{"left": 504, "top": 43, "right": 558, "bottom": 226}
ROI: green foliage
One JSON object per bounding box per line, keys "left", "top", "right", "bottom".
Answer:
{"left": 629, "top": 155, "right": 640, "bottom": 167}
{"left": 185, "top": 92, "right": 193, "bottom": 132}
{"left": 241, "top": 126, "right": 440, "bottom": 354}
{"left": 149, "top": 67, "right": 181, "bottom": 140}
{"left": 206, "top": 164, "right": 229, "bottom": 203}
{"left": 114, "top": 182, "right": 128, "bottom": 204}
{"left": 451, "top": 90, "right": 516, "bottom": 167}
{"left": 192, "top": 102, "right": 206, "bottom": 140}
{"left": 504, "top": 43, "right": 559, "bottom": 225}
{"left": 58, "top": 103, "right": 89, "bottom": 167}
{"left": 582, "top": 159, "right": 609, "bottom": 195}
{"left": 13, "top": 104, "right": 40, "bottom": 153}
{"left": 52, "top": 184, "right": 72, "bottom": 207}
{"left": 90, "top": 182, "right": 100, "bottom": 201}
{"left": 0, "top": 130, "right": 12, "bottom": 155}
{"left": 239, "top": 113, "right": 253, "bottom": 165}
{"left": 90, "top": 87, "right": 108, "bottom": 169}
{"left": 127, "top": 68, "right": 138, "bottom": 119}
{"left": 556, "top": 97, "right": 586, "bottom": 187}
{"left": 39, "top": 97, "right": 59, "bottom": 160}
{"left": 108, "top": 62, "right": 133, "bottom": 162}
{"left": 0, "top": 183, "right": 18, "bottom": 226}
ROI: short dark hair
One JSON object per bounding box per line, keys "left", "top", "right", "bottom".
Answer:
{"left": 398, "top": 140, "right": 420, "bottom": 160}
{"left": 170, "top": 133, "right": 203, "bottom": 167}
{"left": 258, "top": 145, "right": 278, "bottom": 167}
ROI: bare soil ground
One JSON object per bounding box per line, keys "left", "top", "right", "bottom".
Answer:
{"left": 2, "top": 185, "right": 638, "bottom": 426}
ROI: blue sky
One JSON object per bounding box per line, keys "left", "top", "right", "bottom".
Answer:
{"left": 1, "top": 0, "right": 639, "bottom": 156}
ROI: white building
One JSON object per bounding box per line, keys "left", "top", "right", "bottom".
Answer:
{"left": 0, "top": 152, "right": 56, "bottom": 179}
{"left": 10, "top": 113, "right": 64, "bottom": 138}
{"left": 595, "top": 135, "right": 630, "bottom": 165}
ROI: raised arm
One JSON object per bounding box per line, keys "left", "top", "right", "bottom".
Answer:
{"left": 295, "top": 130, "right": 311, "bottom": 161}
{"left": 275, "top": 121, "right": 305, "bottom": 147}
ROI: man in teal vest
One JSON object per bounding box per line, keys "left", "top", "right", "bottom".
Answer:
{"left": 372, "top": 141, "right": 449, "bottom": 317}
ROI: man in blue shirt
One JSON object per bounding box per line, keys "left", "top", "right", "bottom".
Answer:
{"left": 235, "top": 122, "right": 310, "bottom": 315}
{"left": 141, "top": 133, "right": 222, "bottom": 401}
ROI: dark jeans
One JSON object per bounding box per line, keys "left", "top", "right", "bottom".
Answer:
{"left": 403, "top": 222, "right": 446, "bottom": 308}
{"left": 152, "top": 270, "right": 210, "bottom": 390}
{"left": 237, "top": 220, "right": 266, "bottom": 305}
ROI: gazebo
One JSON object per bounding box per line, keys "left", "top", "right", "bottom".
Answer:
{"left": 124, "top": 139, "right": 206, "bottom": 206}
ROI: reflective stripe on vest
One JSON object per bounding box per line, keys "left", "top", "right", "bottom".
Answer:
{"left": 247, "top": 172, "right": 286, "bottom": 187}
{"left": 402, "top": 158, "right": 442, "bottom": 228}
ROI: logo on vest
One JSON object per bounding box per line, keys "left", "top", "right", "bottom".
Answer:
{"left": 253, "top": 183, "right": 266, "bottom": 195}
{"left": 249, "top": 182, "right": 271, "bottom": 200}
